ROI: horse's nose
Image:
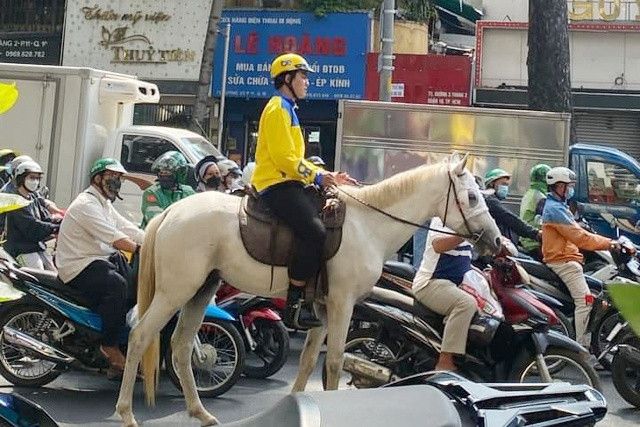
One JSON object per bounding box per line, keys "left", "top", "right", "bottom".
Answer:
{"left": 494, "top": 236, "right": 502, "bottom": 250}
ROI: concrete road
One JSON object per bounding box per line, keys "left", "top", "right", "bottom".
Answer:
{"left": 2, "top": 334, "right": 639, "bottom": 426}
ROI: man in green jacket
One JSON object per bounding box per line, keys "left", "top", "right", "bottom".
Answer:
{"left": 141, "top": 151, "right": 195, "bottom": 229}
{"left": 519, "top": 164, "right": 551, "bottom": 259}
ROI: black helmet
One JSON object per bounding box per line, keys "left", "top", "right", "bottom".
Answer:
{"left": 466, "top": 314, "right": 501, "bottom": 348}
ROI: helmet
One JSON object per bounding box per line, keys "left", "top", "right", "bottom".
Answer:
{"left": 151, "top": 151, "right": 187, "bottom": 175}
{"left": 484, "top": 168, "right": 511, "bottom": 187}
{"left": 14, "top": 160, "right": 42, "bottom": 178}
{"left": 89, "top": 158, "right": 127, "bottom": 179}
{"left": 241, "top": 161, "right": 256, "bottom": 187}
{"left": 9, "top": 155, "right": 32, "bottom": 178}
{"left": 218, "top": 159, "right": 242, "bottom": 178}
{"left": 270, "top": 53, "right": 314, "bottom": 79}
{"left": 0, "top": 149, "right": 17, "bottom": 163}
{"left": 546, "top": 167, "right": 576, "bottom": 185}
{"left": 306, "top": 156, "right": 326, "bottom": 167}
{"left": 530, "top": 164, "right": 551, "bottom": 183}
{"left": 466, "top": 314, "right": 501, "bottom": 348}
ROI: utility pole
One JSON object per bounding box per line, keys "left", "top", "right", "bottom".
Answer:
{"left": 378, "top": 0, "right": 395, "bottom": 101}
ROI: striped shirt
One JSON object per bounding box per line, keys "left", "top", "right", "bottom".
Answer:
{"left": 412, "top": 217, "right": 472, "bottom": 293}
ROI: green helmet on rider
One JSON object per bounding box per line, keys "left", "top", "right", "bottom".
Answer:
{"left": 89, "top": 157, "right": 127, "bottom": 202}
{"left": 151, "top": 151, "right": 188, "bottom": 189}
{"left": 484, "top": 168, "right": 512, "bottom": 200}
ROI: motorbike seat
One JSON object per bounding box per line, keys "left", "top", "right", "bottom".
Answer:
{"left": 20, "top": 268, "right": 93, "bottom": 307}
{"left": 369, "top": 287, "right": 443, "bottom": 323}
{"left": 382, "top": 261, "right": 417, "bottom": 282}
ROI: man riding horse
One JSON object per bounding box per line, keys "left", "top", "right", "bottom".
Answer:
{"left": 251, "top": 52, "right": 356, "bottom": 329}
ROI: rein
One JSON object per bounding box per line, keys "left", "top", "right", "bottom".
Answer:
{"left": 336, "top": 172, "right": 483, "bottom": 243}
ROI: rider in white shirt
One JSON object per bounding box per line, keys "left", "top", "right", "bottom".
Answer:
{"left": 56, "top": 158, "right": 144, "bottom": 375}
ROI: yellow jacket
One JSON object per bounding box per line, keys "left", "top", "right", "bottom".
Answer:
{"left": 251, "top": 95, "right": 322, "bottom": 192}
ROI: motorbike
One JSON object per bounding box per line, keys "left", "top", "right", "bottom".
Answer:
{"left": 331, "top": 255, "right": 600, "bottom": 391}
{"left": 0, "top": 251, "right": 246, "bottom": 398}
{"left": 216, "top": 283, "right": 289, "bottom": 379}
{"left": 221, "top": 371, "right": 607, "bottom": 427}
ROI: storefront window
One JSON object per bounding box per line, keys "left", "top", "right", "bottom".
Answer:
{"left": 587, "top": 160, "right": 640, "bottom": 204}
{"left": 0, "top": 0, "right": 65, "bottom": 32}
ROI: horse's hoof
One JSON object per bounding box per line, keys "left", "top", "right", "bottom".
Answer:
{"left": 202, "top": 418, "right": 219, "bottom": 427}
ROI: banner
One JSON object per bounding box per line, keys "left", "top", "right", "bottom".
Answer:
{"left": 0, "top": 33, "right": 61, "bottom": 65}
{"left": 213, "top": 10, "right": 370, "bottom": 100}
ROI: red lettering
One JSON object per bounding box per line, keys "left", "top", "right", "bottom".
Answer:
{"left": 300, "top": 34, "right": 313, "bottom": 55}
{"left": 333, "top": 37, "right": 346, "bottom": 56}
{"left": 315, "top": 37, "right": 331, "bottom": 55}
{"left": 247, "top": 31, "right": 258, "bottom": 54}
{"left": 269, "top": 36, "right": 282, "bottom": 54}
{"left": 283, "top": 36, "right": 297, "bottom": 52}
{"left": 234, "top": 35, "right": 245, "bottom": 54}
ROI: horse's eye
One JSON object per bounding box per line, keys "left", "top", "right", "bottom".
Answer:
{"left": 468, "top": 190, "right": 478, "bottom": 207}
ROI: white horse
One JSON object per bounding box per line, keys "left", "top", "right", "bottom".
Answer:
{"left": 115, "top": 153, "right": 502, "bottom": 427}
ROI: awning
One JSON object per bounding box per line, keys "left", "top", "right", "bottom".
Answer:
{"left": 435, "top": 0, "right": 483, "bottom": 35}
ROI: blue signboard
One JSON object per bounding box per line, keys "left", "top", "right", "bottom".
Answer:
{"left": 212, "top": 10, "right": 370, "bottom": 100}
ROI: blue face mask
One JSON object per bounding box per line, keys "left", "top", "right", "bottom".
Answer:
{"left": 566, "top": 186, "right": 575, "bottom": 200}
{"left": 496, "top": 184, "right": 509, "bottom": 200}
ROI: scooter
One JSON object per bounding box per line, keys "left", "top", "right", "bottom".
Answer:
{"left": 216, "top": 283, "right": 289, "bottom": 379}
{"left": 221, "top": 371, "right": 607, "bottom": 427}
{"left": 0, "top": 251, "right": 246, "bottom": 398}
{"left": 332, "top": 255, "right": 600, "bottom": 390}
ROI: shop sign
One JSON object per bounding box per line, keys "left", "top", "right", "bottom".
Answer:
{"left": 366, "top": 53, "right": 472, "bottom": 106}
{"left": 63, "top": 0, "right": 212, "bottom": 79}
{"left": 568, "top": 0, "right": 640, "bottom": 21}
{"left": 0, "top": 33, "right": 61, "bottom": 65}
{"left": 212, "top": 10, "right": 370, "bottom": 99}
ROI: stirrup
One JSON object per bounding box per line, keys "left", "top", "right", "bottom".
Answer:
{"left": 290, "top": 301, "right": 322, "bottom": 330}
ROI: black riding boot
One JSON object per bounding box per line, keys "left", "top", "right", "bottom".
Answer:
{"left": 283, "top": 284, "right": 322, "bottom": 330}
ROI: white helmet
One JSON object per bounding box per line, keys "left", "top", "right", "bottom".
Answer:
{"left": 218, "top": 159, "right": 242, "bottom": 178}
{"left": 546, "top": 167, "right": 576, "bottom": 185}
{"left": 9, "top": 155, "right": 33, "bottom": 178}
{"left": 241, "top": 162, "right": 256, "bottom": 187}
{"left": 15, "top": 160, "right": 43, "bottom": 178}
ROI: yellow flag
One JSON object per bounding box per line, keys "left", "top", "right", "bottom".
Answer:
{"left": 0, "top": 82, "right": 19, "bottom": 114}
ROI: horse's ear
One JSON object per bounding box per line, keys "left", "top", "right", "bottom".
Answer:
{"left": 453, "top": 153, "right": 469, "bottom": 175}
{"left": 450, "top": 151, "right": 460, "bottom": 164}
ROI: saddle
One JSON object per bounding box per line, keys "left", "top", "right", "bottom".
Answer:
{"left": 238, "top": 187, "right": 346, "bottom": 268}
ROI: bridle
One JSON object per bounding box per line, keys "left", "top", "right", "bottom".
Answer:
{"left": 337, "top": 170, "right": 485, "bottom": 243}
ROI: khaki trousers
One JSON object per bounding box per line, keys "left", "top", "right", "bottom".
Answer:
{"left": 548, "top": 261, "right": 592, "bottom": 347}
{"left": 414, "top": 278, "right": 477, "bottom": 355}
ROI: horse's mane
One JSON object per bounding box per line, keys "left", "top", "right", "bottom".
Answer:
{"left": 345, "top": 162, "right": 446, "bottom": 208}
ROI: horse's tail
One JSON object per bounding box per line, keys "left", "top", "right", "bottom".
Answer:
{"left": 138, "top": 210, "right": 165, "bottom": 406}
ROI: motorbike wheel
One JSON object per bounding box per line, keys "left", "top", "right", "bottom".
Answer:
{"left": 590, "top": 312, "right": 622, "bottom": 371}
{"left": 242, "top": 319, "right": 289, "bottom": 379}
{"left": 546, "top": 310, "right": 575, "bottom": 374}
{"left": 0, "top": 304, "right": 62, "bottom": 387}
{"left": 610, "top": 334, "right": 640, "bottom": 408}
{"left": 512, "top": 347, "right": 601, "bottom": 391}
{"left": 166, "top": 318, "right": 245, "bottom": 398}
{"left": 322, "top": 327, "right": 402, "bottom": 390}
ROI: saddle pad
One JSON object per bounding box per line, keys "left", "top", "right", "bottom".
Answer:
{"left": 239, "top": 194, "right": 345, "bottom": 267}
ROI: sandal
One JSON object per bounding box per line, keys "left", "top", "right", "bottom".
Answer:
{"left": 99, "top": 346, "right": 126, "bottom": 371}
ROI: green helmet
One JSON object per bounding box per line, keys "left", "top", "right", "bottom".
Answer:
{"left": 484, "top": 168, "right": 511, "bottom": 187}
{"left": 530, "top": 164, "right": 551, "bottom": 183}
{"left": 151, "top": 151, "right": 188, "bottom": 182}
{"left": 90, "top": 158, "right": 127, "bottom": 179}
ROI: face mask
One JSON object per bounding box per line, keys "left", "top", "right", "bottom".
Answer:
{"left": 566, "top": 186, "right": 575, "bottom": 200}
{"left": 158, "top": 175, "right": 176, "bottom": 189}
{"left": 205, "top": 175, "right": 221, "bottom": 189}
{"left": 496, "top": 184, "right": 509, "bottom": 200}
{"left": 103, "top": 177, "right": 122, "bottom": 201}
{"left": 24, "top": 178, "right": 40, "bottom": 192}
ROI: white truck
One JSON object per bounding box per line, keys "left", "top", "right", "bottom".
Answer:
{"left": 0, "top": 64, "right": 222, "bottom": 224}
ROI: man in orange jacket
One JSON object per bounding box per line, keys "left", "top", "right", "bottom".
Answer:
{"left": 542, "top": 167, "right": 620, "bottom": 346}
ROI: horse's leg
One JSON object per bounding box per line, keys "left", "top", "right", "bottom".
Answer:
{"left": 292, "top": 325, "right": 328, "bottom": 392}
{"left": 116, "top": 295, "right": 178, "bottom": 427}
{"left": 323, "top": 296, "right": 354, "bottom": 390}
{"left": 170, "top": 283, "right": 219, "bottom": 426}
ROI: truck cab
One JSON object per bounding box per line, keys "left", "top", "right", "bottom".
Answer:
{"left": 107, "top": 126, "right": 223, "bottom": 224}
{"left": 570, "top": 143, "right": 640, "bottom": 243}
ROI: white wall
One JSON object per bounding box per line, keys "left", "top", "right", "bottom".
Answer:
{"left": 479, "top": 26, "right": 640, "bottom": 90}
